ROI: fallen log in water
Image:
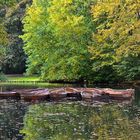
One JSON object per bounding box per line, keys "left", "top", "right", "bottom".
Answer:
{"left": 0, "top": 91, "right": 20, "bottom": 99}
{"left": 101, "top": 88, "right": 134, "bottom": 100}
{"left": 49, "top": 88, "right": 67, "bottom": 100}
{"left": 19, "top": 89, "right": 50, "bottom": 101}
{"left": 0, "top": 87, "right": 134, "bottom": 102}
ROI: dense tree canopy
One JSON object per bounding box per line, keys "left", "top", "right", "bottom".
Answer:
{"left": 22, "top": 0, "right": 95, "bottom": 81}
{"left": 0, "top": 0, "right": 31, "bottom": 74}
{"left": 0, "top": 0, "right": 18, "bottom": 6}
{"left": 21, "top": 0, "right": 140, "bottom": 82}
{"left": 90, "top": 0, "right": 140, "bottom": 81}
{"left": 0, "top": 0, "right": 138, "bottom": 82}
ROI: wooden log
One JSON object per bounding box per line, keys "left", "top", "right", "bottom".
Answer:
{"left": 49, "top": 88, "right": 67, "bottom": 100}
{"left": 0, "top": 87, "right": 134, "bottom": 102}
{"left": 13, "top": 88, "right": 43, "bottom": 94}
{"left": 81, "top": 92, "right": 93, "bottom": 101}
{"left": 65, "top": 87, "right": 80, "bottom": 93}
{"left": 102, "top": 88, "right": 134, "bottom": 100}
{"left": 79, "top": 88, "right": 134, "bottom": 101}
{"left": 65, "top": 87, "right": 82, "bottom": 100}
{"left": 20, "top": 89, "right": 50, "bottom": 101}
{"left": 0, "top": 91, "right": 20, "bottom": 99}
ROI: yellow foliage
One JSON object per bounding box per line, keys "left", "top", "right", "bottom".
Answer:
{"left": 0, "top": 24, "right": 8, "bottom": 46}
{"left": 90, "top": 0, "right": 140, "bottom": 64}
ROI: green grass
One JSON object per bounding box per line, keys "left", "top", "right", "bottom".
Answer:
{"left": 0, "top": 75, "right": 71, "bottom": 87}
{"left": 6, "top": 75, "right": 40, "bottom": 82}
{"left": 0, "top": 82, "right": 67, "bottom": 88}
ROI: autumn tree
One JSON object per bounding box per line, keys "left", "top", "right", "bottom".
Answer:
{"left": 22, "top": 0, "right": 140, "bottom": 82}
{"left": 90, "top": 0, "right": 140, "bottom": 81}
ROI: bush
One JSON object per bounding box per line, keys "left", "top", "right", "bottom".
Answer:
{"left": 0, "top": 73, "right": 7, "bottom": 81}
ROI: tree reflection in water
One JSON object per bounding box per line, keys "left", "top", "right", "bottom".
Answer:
{"left": 21, "top": 102, "right": 140, "bottom": 140}
{"left": 89, "top": 105, "right": 140, "bottom": 140}
{"left": 0, "top": 99, "right": 28, "bottom": 139}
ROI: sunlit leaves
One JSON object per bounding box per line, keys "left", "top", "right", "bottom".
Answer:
{"left": 22, "top": 0, "right": 140, "bottom": 82}
{"left": 0, "top": 24, "right": 8, "bottom": 64}
{"left": 22, "top": 0, "right": 94, "bottom": 81}
{"left": 90, "top": 0, "right": 140, "bottom": 81}
{"left": 0, "top": 24, "right": 8, "bottom": 46}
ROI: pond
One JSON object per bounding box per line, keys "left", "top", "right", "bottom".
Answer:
{"left": 0, "top": 85, "right": 140, "bottom": 140}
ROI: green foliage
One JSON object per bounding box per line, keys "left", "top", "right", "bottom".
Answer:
{"left": 0, "top": 24, "right": 8, "bottom": 65}
{"left": 0, "top": 0, "right": 18, "bottom": 6}
{"left": 0, "top": 24, "right": 8, "bottom": 45}
{"left": 0, "top": 72, "right": 7, "bottom": 81}
{"left": 22, "top": 0, "right": 94, "bottom": 81}
{"left": 90, "top": 0, "right": 140, "bottom": 81}
{"left": 0, "top": 0, "right": 31, "bottom": 74}
{"left": 22, "top": 0, "right": 140, "bottom": 82}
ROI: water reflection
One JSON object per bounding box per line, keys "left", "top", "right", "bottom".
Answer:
{"left": 90, "top": 105, "right": 140, "bottom": 140}
{"left": 21, "top": 102, "right": 140, "bottom": 140}
{"left": 134, "top": 87, "right": 140, "bottom": 107}
{"left": 0, "top": 99, "right": 28, "bottom": 140}
{"left": 0, "top": 86, "right": 140, "bottom": 140}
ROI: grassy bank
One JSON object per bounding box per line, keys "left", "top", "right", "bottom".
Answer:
{"left": 1, "top": 75, "right": 139, "bottom": 88}
{"left": 0, "top": 82, "right": 66, "bottom": 88}
{"left": 0, "top": 75, "right": 71, "bottom": 88}
{"left": 6, "top": 75, "right": 40, "bottom": 82}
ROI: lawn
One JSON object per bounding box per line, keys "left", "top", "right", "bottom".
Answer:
{"left": 0, "top": 75, "right": 70, "bottom": 87}
{"left": 6, "top": 75, "right": 40, "bottom": 82}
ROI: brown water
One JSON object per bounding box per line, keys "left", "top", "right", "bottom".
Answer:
{"left": 0, "top": 85, "right": 140, "bottom": 140}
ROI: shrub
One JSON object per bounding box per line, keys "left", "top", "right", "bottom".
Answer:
{"left": 0, "top": 73, "right": 7, "bottom": 81}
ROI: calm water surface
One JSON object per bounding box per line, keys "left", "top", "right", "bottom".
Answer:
{"left": 0, "top": 85, "right": 140, "bottom": 140}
